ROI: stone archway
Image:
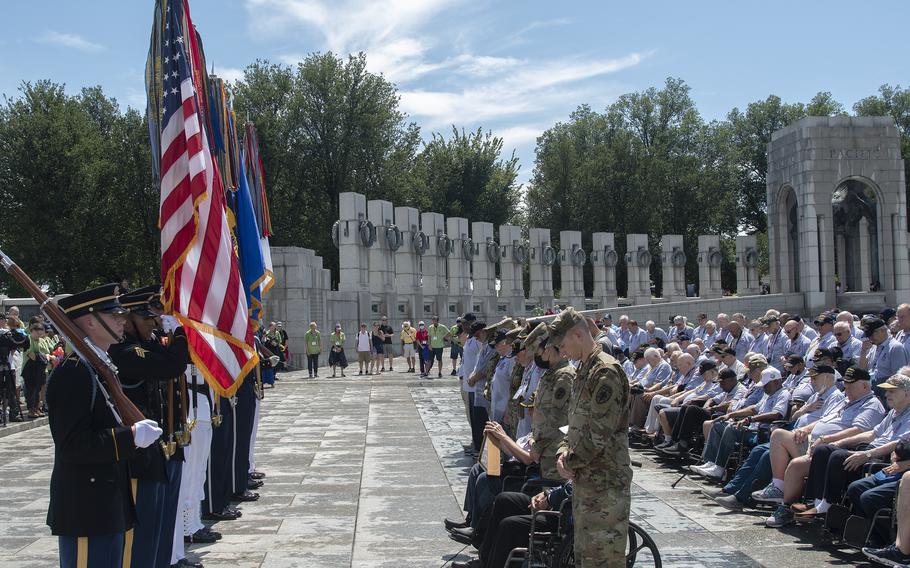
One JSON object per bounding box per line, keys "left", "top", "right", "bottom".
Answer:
{"left": 832, "top": 178, "right": 880, "bottom": 293}
{"left": 775, "top": 185, "right": 801, "bottom": 293}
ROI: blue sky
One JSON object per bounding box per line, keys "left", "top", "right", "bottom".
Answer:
{"left": 2, "top": 0, "right": 908, "bottom": 185}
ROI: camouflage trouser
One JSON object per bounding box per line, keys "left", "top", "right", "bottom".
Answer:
{"left": 572, "top": 466, "right": 632, "bottom": 567}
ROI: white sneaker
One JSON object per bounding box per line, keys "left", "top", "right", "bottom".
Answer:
{"left": 692, "top": 462, "right": 715, "bottom": 475}
{"left": 703, "top": 464, "right": 726, "bottom": 479}
{"left": 751, "top": 484, "right": 784, "bottom": 504}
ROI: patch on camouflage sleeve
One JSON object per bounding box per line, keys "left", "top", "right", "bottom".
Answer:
{"left": 554, "top": 386, "right": 567, "bottom": 401}
{"left": 595, "top": 383, "right": 614, "bottom": 405}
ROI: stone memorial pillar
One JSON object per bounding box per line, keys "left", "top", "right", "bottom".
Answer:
{"left": 660, "top": 234, "right": 686, "bottom": 301}
{"left": 697, "top": 235, "right": 723, "bottom": 299}
{"left": 528, "top": 228, "right": 555, "bottom": 312}
{"left": 337, "top": 192, "right": 369, "bottom": 293}
{"left": 446, "top": 217, "right": 473, "bottom": 319}
{"left": 625, "top": 234, "right": 651, "bottom": 305}
{"left": 858, "top": 217, "right": 872, "bottom": 291}
{"left": 394, "top": 206, "right": 422, "bottom": 324}
{"left": 590, "top": 232, "right": 618, "bottom": 308}
{"left": 559, "top": 230, "right": 585, "bottom": 309}
{"left": 498, "top": 225, "right": 526, "bottom": 315}
{"left": 471, "top": 222, "right": 497, "bottom": 318}
{"left": 735, "top": 235, "right": 761, "bottom": 295}
{"left": 367, "top": 199, "right": 396, "bottom": 322}
{"left": 420, "top": 212, "right": 448, "bottom": 318}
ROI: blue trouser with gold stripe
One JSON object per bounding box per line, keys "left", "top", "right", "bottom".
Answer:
{"left": 125, "top": 478, "right": 166, "bottom": 568}
{"left": 59, "top": 533, "right": 123, "bottom": 568}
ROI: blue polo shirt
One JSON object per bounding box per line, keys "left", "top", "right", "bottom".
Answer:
{"left": 812, "top": 392, "right": 885, "bottom": 438}
{"left": 870, "top": 338, "right": 910, "bottom": 385}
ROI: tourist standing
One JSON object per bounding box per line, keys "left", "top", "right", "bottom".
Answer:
{"left": 380, "top": 315, "right": 395, "bottom": 371}
{"left": 371, "top": 322, "right": 385, "bottom": 375}
{"left": 329, "top": 324, "right": 348, "bottom": 377}
{"left": 425, "top": 316, "right": 450, "bottom": 378}
{"left": 304, "top": 322, "right": 322, "bottom": 378}
{"left": 22, "top": 320, "right": 51, "bottom": 419}
{"left": 416, "top": 321, "right": 429, "bottom": 376}
{"left": 356, "top": 323, "right": 372, "bottom": 375}
{"left": 400, "top": 321, "right": 417, "bottom": 373}
{"left": 449, "top": 317, "right": 464, "bottom": 376}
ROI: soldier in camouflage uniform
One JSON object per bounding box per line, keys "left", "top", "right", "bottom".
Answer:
{"left": 523, "top": 322, "right": 575, "bottom": 480}
{"left": 551, "top": 308, "right": 631, "bottom": 568}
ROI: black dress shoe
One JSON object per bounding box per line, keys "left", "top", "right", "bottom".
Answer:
{"left": 231, "top": 490, "right": 260, "bottom": 502}
{"left": 449, "top": 526, "right": 474, "bottom": 545}
{"left": 451, "top": 560, "right": 481, "bottom": 568}
{"left": 444, "top": 517, "right": 469, "bottom": 531}
{"left": 201, "top": 509, "right": 240, "bottom": 521}
{"left": 250, "top": 471, "right": 266, "bottom": 480}
{"left": 248, "top": 478, "right": 264, "bottom": 489}
{"left": 184, "top": 527, "right": 220, "bottom": 543}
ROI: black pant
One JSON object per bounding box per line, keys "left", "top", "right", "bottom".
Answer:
{"left": 468, "top": 392, "right": 489, "bottom": 451}
{"left": 233, "top": 374, "right": 257, "bottom": 494}
{"left": 478, "top": 492, "right": 559, "bottom": 568}
{"left": 307, "top": 354, "right": 319, "bottom": 375}
{"left": 203, "top": 395, "right": 235, "bottom": 514}
{"left": 671, "top": 404, "right": 711, "bottom": 443}
{"left": 0, "top": 370, "right": 20, "bottom": 419}
{"left": 23, "top": 364, "right": 45, "bottom": 412}
{"left": 804, "top": 444, "right": 865, "bottom": 503}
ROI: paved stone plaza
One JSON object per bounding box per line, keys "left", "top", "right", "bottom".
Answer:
{"left": 0, "top": 368, "right": 880, "bottom": 567}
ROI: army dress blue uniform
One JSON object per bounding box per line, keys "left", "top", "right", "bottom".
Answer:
{"left": 108, "top": 325, "right": 188, "bottom": 568}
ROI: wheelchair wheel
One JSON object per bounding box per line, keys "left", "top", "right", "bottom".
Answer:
{"left": 627, "top": 521, "right": 661, "bottom": 567}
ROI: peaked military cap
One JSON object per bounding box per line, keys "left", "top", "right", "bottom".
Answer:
{"left": 548, "top": 307, "right": 586, "bottom": 345}
{"left": 118, "top": 285, "right": 162, "bottom": 317}
{"left": 522, "top": 322, "right": 550, "bottom": 352}
{"left": 57, "top": 283, "right": 126, "bottom": 319}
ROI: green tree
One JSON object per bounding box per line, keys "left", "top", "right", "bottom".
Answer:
{"left": 0, "top": 81, "right": 157, "bottom": 295}
{"left": 418, "top": 127, "right": 521, "bottom": 227}
{"left": 232, "top": 53, "right": 422, "bottom": 283}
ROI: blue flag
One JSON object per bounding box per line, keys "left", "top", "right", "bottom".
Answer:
{"left": 235, "top": 147, "right": 267, "bottom": 328}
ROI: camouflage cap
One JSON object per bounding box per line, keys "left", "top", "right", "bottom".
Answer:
{"left": 746, "top": 353, "right": 769, "bottom": 370}
{"left": 878, "top": 373, "right": 910, "bottom": 391}
{"left": 547, "top": 307, "right": 586, "bottom": 345}
{"left": 484, "top": 317, "right": 518, "bottom": 333}
{"left": 522, "top": 322, "right": 550, "bottom": 352}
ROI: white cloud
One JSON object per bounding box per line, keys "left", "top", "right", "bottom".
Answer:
{"left": 38, "top": 31, "right": 102, "bottom": 53}
{"left": 247, "top": 0, "right": 651, "bottom": 162}
{"left": 213, "top": 66, "right": 246, "bottom": 84}
{"left": 399, "top": 52, "right": 652, "bottom": 129}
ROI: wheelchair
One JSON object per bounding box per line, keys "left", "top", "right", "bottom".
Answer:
{"left": 823, "top": 461, "right": 896, "bottom": 550}
{"left": 503, "top": 462, "right": 661, "bottom": 567}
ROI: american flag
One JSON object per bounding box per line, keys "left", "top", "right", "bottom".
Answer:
{"left": 151, "top": 0, "right": 258, "bottom": 397}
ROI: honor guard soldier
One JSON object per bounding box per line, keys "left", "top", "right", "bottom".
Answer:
{"left": 523, "top": 323, "right": 575, "bottom": 480}
{"left": 550, "top": 308, "right": 632, "bottom": 567}
{"left": 108, "top": 286, "right": 190, "bottom": 568}
{"left": 48, "top": 284, "right": 163, "bottom": 568}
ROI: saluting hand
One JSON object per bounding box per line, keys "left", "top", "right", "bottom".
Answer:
{"left": 556, "top": 453, "right": 575, "bottom": 481}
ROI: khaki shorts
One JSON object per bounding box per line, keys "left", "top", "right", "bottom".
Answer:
{"left": 403, "top": 343, "right": 415, "bottom": 357}
{"left": 357, "top": 351, "right": 371, "bottom": 363}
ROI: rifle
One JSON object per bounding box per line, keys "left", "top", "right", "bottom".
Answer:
{"left": 0, "top": 249, "right": 145, "bottom": 426}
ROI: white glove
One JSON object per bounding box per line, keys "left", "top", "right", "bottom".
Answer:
{"left": 160, "top": 315, "right": 179, "bottom": 333}
{"left": 132, "top": 419, "right": 163, "bottom": 449}
{"left": 269, "top": 355, "right": 280, "bottom": 367}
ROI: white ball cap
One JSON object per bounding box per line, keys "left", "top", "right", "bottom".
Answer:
{"left": 760, "top": 367, "right": 782, "bottom": 386}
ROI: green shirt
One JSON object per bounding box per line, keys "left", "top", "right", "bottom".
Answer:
{"left": 428, "top": 324, "right": 450, "bottom": 349}
{"left": 304, "top": 330, "right": 321, "bottom": 354}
